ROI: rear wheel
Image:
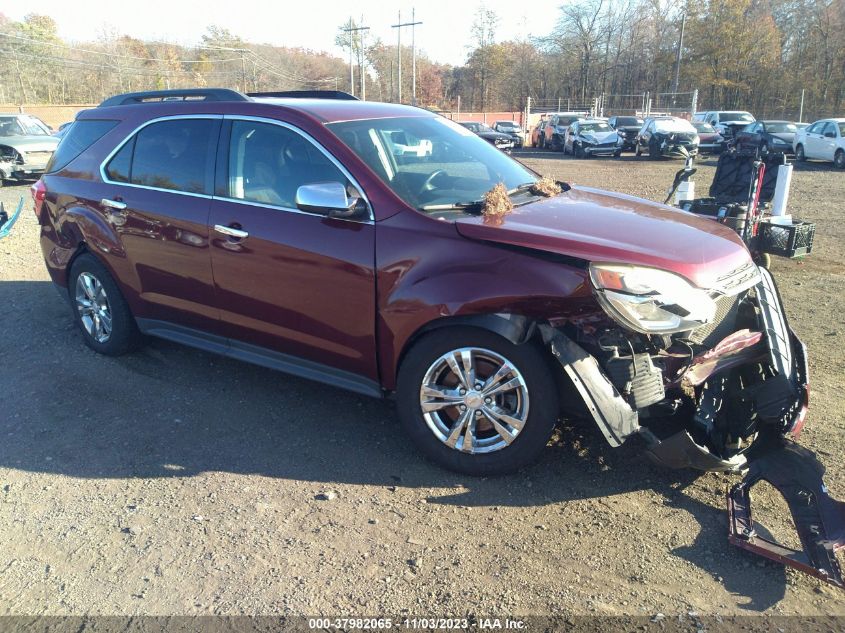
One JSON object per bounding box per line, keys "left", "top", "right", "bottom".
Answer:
{"left": 835, "top": 149, "right": 845, "bottom": 169}
{"left": 795, "top": 144, "right": 806, "bottom": 161}
{"left": 396, "top": 327, "right": 558, "bottom": 475}
{"left": 69, "top": 253, "right": 141, "bottom": 356}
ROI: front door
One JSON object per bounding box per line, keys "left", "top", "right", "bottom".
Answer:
{"left": 208, "top": 117, "right": 378, "bottom": 386}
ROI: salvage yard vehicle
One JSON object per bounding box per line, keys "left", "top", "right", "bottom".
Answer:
{"left": 793, "top": 118, "right": 845, "bottom": 168}
{"left": 691, "top": 121, "right": 725, "bottom": 154}
{"left": 692, "top": 110, "right": 755, "bottom": 142}
{"left": 635, "top": 116, "right": 699, "bottom": 158}
{"left": 562, "top": 119, "right": 618, "bottom": 157}
{"left": 457, "top": 121, "right": 514, "bottom": 150}
{"left": 539, "top": 112, "right": 586, "bottom": 150}
{"left": 0, "top": 113, "right": 60, "bottom": 186}
{"left": 35, "top": 89, "right": 844, "bottom": 588}
{"left": 733, "top": 120, "right": 797, "bottom": 155}
{"left": 492, "top": 120, "right": 524, "bottom": 148}
{"left": 607, "top": 115, "right": 643, "bottom": 153}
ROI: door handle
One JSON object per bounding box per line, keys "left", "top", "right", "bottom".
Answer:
{"left": 214, "top": 224, "right": 249, "bottom": 239}
{"left": 101, "top": 198, "right": 127, "bottom": 210}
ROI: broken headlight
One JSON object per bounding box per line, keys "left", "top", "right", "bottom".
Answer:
{"left": 589, "top": 264, "right": 717, "bottom": 334}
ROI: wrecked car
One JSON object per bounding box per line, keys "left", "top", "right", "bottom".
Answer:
{"left": 636, "top": 116, "right": 700, "bottom": 159}
{"left": 0, "top": 113, "right": 59, "bottom": 186}
{"left": 35, "top": 89, "right": 841, "bottom": 585}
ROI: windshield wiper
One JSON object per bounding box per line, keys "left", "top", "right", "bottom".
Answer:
{"left": 419, "top": 200, "right": 485, "bottom": 212}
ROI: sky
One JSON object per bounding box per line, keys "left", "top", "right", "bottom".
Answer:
{"left": 3, "top": 0, "right": 563, "bottom": 66}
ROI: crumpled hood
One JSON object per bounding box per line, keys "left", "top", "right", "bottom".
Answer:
{"left": 454, "top": 186, "right": 752, "bottom": 290}
{"left": 0, "top": 135, "right": 59, "bottom": 153}
{"left": 582, "top": 130, "right": 618, "bottom": 144}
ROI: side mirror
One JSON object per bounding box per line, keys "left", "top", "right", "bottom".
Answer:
{"left": 824, "top": 131, "right": 836, "bottom": 138}
{"left": 295, "top": 181, "right": 368, "bottom": 220}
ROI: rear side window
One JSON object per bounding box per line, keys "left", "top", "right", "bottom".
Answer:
{"left": 104, "top": 118, "right": 218, "bottom": 194}
{"left": 47, "top": 119, "right": 119, "bottom": 173}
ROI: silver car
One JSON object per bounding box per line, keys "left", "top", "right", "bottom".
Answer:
{"left": 0, "top": 114, "right": 59, "bottom": 185}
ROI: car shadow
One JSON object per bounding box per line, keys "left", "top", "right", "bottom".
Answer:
{"left": 0, "top": 280, "right": 789, "bottom": 610}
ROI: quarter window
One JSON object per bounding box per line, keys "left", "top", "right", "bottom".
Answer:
{"left": 104, "top": 118, "right": 218, "bottom": 194}
{"left": 227, "top": 120, "right": 348, "bottom": 209}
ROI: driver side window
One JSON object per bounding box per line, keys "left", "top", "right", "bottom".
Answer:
{"left": 227, "top": 120, "right": 348, "bottom": 209}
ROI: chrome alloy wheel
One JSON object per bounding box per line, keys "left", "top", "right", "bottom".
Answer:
{"left": 419, "top": 347, "right": 530, "bottom": 454}
{"left": 75, "top": 272, "right": 112, "bottom": 343}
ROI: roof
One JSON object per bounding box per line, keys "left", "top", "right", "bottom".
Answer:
{"left": 250, "top": 98, "right": 434, "bottom": 124}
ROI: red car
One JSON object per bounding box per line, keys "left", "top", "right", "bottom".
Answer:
{"left": 36, "top": 89, "right": 808, "bottom": 479}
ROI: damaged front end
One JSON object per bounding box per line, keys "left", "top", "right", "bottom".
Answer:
{"left": 541, "top": 263, "right": 806, "bottom": 471}
{"left": 540, "top": 263, "right": 844, "bottom": 587}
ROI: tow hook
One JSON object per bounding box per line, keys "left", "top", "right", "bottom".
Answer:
{"left": 727, "top": 440, "right": 845, "bottom": 590}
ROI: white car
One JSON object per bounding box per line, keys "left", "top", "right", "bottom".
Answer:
{"left": 793, "top": 118, "right": 845, "bottom": 168}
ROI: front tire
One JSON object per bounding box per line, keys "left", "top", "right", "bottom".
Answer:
{"left": 69, "top": 253, "right": 141, "bottom": 356}
{"left": 396, "top": 327, "right": 558, "bottom": 475}
{"left": 795, "top": 144, "right": 806, "bottom": 161}
{"left": 835, "top": 149, "right": 845, "bottom": 169}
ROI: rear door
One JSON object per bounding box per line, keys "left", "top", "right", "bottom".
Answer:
{"left": 803, "top": 122, "right": 825, "bottom": 158}
{"left": 820, "top": 122, "right": 838, "bottom": 161}
{"left": 99, "top": 115, "right": 222, "bottom": 333}
{"left": 207, "top": 116, "right": 378, "bottom": 387}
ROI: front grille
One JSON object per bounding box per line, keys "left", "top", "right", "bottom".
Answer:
{"left": 689, "top": 293, "right": 741, "bottom": 346}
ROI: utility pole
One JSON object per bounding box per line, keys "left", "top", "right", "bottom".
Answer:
{"left": 391, "top": 10, "right": 422, "bottom": 104}
{"left": 343, "top": 19, "right": 370, "bottom": 99}
{"left": 672, "top": 9, "right": 687, "bottom": 98}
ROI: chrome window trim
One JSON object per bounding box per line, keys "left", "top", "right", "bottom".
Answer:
{"left": 222, "top": 115, "right": 374, "bottom": 223}
{"left": 98, "top": 113, "right": 375, "bottom": 223}
{"left": 99, "top": 114, "right": 222, "bottom": 199}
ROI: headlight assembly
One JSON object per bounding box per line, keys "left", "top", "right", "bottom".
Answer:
{"left": 589, "top": 264, "right": 717, "bottom": 334}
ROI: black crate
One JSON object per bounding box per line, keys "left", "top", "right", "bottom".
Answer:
{"left": 758, "top": 220, "right": 815, "bottom": 258}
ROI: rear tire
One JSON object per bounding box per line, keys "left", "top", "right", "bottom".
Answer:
{"left": 396, "top": 327, "right": 558, "bottom": 476}
{"left": 68, "top": 253, "right": 141, "bottom": 356}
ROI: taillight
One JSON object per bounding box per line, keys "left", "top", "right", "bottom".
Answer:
{"left": 31, "top": 178, "right": 47, "bottom": 219}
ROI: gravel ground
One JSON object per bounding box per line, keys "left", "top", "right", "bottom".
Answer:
{"left": 1, "top": 151, "right": 843, "bottom": 618}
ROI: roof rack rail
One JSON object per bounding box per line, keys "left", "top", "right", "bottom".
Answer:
{"left": 247, "top": 90, "right": 359, "bottom": 101}
{"left": 99, "top": 88, "right": 250, "bottom": 107}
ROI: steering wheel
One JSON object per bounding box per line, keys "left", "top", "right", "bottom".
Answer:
{"left": 419, "top": 169, "right": 449, "bottom": 194}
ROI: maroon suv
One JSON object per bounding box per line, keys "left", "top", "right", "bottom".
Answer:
{"left": 36, "top": 89, "right": 809, "bottom": 479}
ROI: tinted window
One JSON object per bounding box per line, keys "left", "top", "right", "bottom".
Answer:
{"left": 47, "top": 119, "right": 119, "bottom": 173}
{"left": 614, "top": 117, "right": 642, "bottom": 126}
{"left": 806, "top": 122, "right": 822, "bottom": 134}
{"left": 228, "top": 120, "right": 348, "bottom": 209}
{"left": 107, "top": 119, "right": 217, "bottom": 194}
{"left": 839, "top": 122, "right": 845, "bottom": 136}
{"left": 105, "top": 137, "right": 133, "bottom": 182}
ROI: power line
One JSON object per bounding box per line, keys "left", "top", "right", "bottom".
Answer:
{"left": 0, "top": 32, "right": 242, "bottom": 64}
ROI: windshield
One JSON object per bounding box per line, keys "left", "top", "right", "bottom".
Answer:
{"left": 496, "top": 122, "right": 519, "bottom": 130}
{"left": 693, "top": 121, "right": 716, "bottom": 133}
{"left": 766, "top": 122, "right": 797, "bottom": 133}
{"left": 839, "top": 122, "right": 845, "bottom": 136}
{"left": 721, "top": 112, "right": 754, "bottom": 122}
{"left": 654, "top": 118, "right": 696, "bottom": 133}
{"left": 580, "top": 122, "right": 612, "bottom": 133}
{"left": 327, "top": 116, "right": 537, "bottom": 211}
{"left": 615, "top": 117, "right": 642, "bottom": 126}
{"left": 0, "top": 116, "right": 50, "bottom": 137}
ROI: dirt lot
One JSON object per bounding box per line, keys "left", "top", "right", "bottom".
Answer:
{"left": 1, "top": 151, "right": 843, "bottom": 619}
